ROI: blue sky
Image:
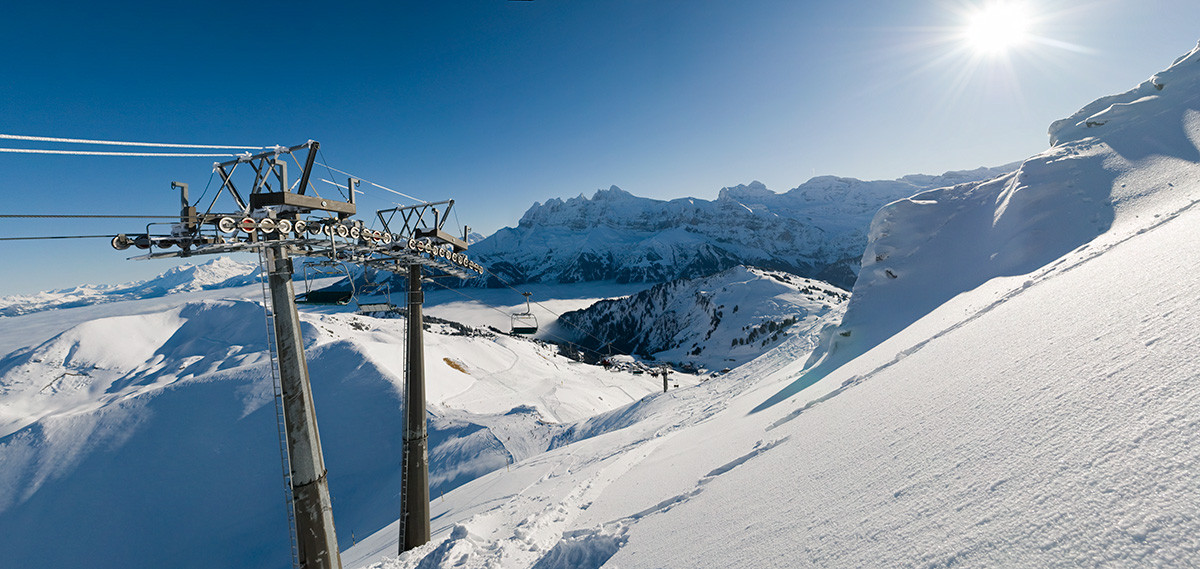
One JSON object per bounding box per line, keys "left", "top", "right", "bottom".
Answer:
{"left": 2, "top": 0, "right": 1199, "bottom": 295}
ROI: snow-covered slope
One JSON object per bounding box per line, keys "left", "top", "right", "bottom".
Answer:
{"left": 470, "top": 167, "right": 1015, "bottom": 290}
{"left": 556, "top": 266, "right": 847, "bottom": 370}
{"left": 0, "top": 281, "right": 684, "bottom": 569}
{"left": 0, "top": 257, "right": 259, "bottom": 317}
{"left": 799, "top": 41, "right": 1200, "bottom": 383}
{"left": 344, "top": 42, "right": 1200, "bottom": 569}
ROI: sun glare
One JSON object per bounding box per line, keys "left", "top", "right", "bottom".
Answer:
{"left": 963, "top": 2, "right": 1032, "bottom": 55}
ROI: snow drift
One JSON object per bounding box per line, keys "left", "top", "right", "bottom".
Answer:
{"left": 796, "top": 40, "right": 1200, "bottom": 387}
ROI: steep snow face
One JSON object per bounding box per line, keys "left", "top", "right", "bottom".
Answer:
{"left": 470, "top": 166, "right": 1015, "bottom": 290}
{"left": 0, "top": 256, "right": 259, "bottom": 317}
{"left": 556, "top": 266, "right": 847, "bottom": 370}
{"left": 803, "top": 41, "right": 1200, "bottom": 379}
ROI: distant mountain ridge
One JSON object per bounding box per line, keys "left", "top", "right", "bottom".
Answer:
{"left": 0, "top": 257, "right": 259, "bottom": 317}
{"left": 469, "top": 166, "right": 1017, "bottom": 290}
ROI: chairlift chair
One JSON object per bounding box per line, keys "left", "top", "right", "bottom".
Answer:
{"left": 296, "top": 260, "right": 355, "bottom": 305}
{"left": 356, "top": 279, "right": 398, "bottom": 314}
{"left": 511, "top": 291, "right": 538, "bottom": 335}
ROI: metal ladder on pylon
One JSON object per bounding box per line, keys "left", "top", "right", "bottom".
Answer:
{"left": 398, "top": 306, "right": 410, "bottom": 551}
{"left": 259, "top": 246, "right": 302, "bottom": 569}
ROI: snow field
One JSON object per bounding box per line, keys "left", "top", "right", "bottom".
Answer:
{"left": 352, "top": 181, "right": 1200, "bottom": 569}
{"left": 0, "top": 276, "right": 695, "bottom": 569}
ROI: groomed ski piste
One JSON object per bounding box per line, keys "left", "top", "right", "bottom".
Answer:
{"left": 2, "top": 41, "right": 1200, "bottom": 569}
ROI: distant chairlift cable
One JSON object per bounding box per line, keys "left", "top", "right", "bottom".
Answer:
{"left": 474, "top": 264, "right": 618, "bottom": 350}
{"left": 0, "top": 235, "right": 115, "bottom": 241}
{"left": 0, "top": 148, "right": 240, "bottom": 157}
{"left": 0, "top": 133, "right": 265, "bottom": 150}
{"left": 316, "top": 160, "right": 426, "bottom": 204}
{"left": 421, "top": 278, "right": 616, "bottom": 361}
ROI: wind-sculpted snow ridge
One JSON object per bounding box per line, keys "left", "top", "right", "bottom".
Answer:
{"left": 469, "top": 165, "right": 1016, "bottom": 291}
{"left": 794, "top": 40, "right": 1200, "bottom": 384}
{"left": 555, "top": 265, "right": 847, "bottom": 371}
{"left": 0, "top": 256, "right": 260, "bottom": 317}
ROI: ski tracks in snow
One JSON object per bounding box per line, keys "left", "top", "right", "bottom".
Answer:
{"left": 383, "top": 430, "right": 792, "bottom": 569}
{"left": 378, "top": 433, "right": 674, "bottom": 569}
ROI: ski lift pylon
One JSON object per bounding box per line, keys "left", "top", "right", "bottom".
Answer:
{"left": 511, "top": 291, "right": 538, "bottom": 335}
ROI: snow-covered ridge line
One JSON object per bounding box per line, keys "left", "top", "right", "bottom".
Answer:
{"left": 802, "top": 39, "right": 1200, "bottom": 383}
{"left": 0, "top": 257, "right": 260, "bottom": 317}
{"left": 1049, "top": 40, "right": 1200, "bottom": 146}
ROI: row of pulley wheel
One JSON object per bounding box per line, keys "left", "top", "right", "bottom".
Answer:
{"left": 214, "top": 216, "right": 396, "bottom": 245}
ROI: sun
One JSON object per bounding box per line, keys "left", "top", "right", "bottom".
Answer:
{"left": 962, "top": 1, "right": 1033, "bottom": 56}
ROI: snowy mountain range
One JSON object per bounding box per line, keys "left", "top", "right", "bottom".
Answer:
{"left": 555, "top": 265, "right": 847, "bottom": 370}
{"left": 468, "top": 166, "right": 1015, "bottom": 290}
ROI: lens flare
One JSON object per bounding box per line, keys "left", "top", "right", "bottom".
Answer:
{"left": 963, "top": 2, "right": 1032, "bottom": 55}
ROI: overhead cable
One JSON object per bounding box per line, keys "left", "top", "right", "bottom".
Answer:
{"left": 0, "top": 133, "right": 264, "bottom": 150}
{"left": 0, "top": 214, "right": 178, "bottom": 219}
{"left": 422, "top": 278, "right": 616, "bottom": 361}
{"left": 0, "top": 235, "right": 113, "bottom": 241}
{"left": 316, "top": 162, "right": 425, "bottom": 203}
{"left": 0, "top": 147, "right": 237, "bottom": 157}
{"left": 475, "top": 265, "right": 617, "bottom": 349}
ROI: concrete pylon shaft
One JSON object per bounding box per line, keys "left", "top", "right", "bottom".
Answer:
{"left": 402, "top": 264, "right": 432, "bottom": 551}
{"left": 265, "top": 244, "right": 342, "bottom": 569}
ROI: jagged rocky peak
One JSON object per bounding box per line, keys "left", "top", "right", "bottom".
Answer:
{"left": 592, "top": 185, "right": 636, "bottom": 200}
{"left": 518, "top": 186, "right": 641, "bottom": 228}
{"left": 717, "top": 180, "right": 774, "bottom": 201}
